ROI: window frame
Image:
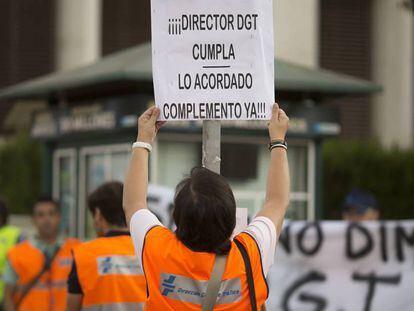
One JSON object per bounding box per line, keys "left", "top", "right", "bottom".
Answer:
{"left": 157, "top": 133, "right": 316, "bottom": 220}
{"left": 52, "top": 148, "right": 77, "bottom": 236}
{"left": 78, "top": 144, "right": 131, "bottom": 239}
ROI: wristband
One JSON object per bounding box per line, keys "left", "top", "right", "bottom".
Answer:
{"left": 132, "top": 141, "right": 152, "bottom": 153}
{"left": 268, "top": 140, "right": 287, "bottom": 152}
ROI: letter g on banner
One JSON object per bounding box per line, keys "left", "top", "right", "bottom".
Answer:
{"left": 282, "top": 270, "right": 327, "bottom": 311}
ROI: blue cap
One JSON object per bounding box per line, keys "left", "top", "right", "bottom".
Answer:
{"left": 343, "top": 190, "right": 378, "bottom": 215}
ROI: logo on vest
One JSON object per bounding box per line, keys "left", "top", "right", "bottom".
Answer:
{"left": 101, "top": 257, "right": 113, "bottom": 274}
{"left": 97, "top": 255, "right": 142, "bottom": 276}
{"left": 161, "top": 275, "right": 177, "bottom": 296}
{"left": 159, "top": 273, "right": 241, "bottom": 304}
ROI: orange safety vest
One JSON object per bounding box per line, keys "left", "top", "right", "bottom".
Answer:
{"left": 73, "top": 234, "right": 147, "bottom": 310}
{"left": 8, "top": 238, "right": 80, "bottom": 311}
{"left": 142, "top": 226, "right": 268, "bottom": 310}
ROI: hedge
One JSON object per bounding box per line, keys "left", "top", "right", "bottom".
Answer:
{"left": 0, "top": 133, "right": 42, "bottom": 214}
{"left": 323, "top": 139, "right": 414, "bottom": 220}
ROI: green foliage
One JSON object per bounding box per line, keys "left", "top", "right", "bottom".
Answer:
{"left": 0, "top": 133, "right": 42, "bottom": 214}
{"left": 323, "top": 139, "right": 414, "bottom": 220}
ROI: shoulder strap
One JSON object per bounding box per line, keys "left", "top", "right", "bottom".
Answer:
{"left": 15, "top": 245, "right": 61, "bottom": 308}
{"left": 202, "top": 254, "right": 228, "bottom": 311}
{"left": 234, "top": 239, "right": 258, "bottom": 311}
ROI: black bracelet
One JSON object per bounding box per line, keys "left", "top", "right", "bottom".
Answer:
{"left": 268, "top": 140, "right": 288, "bottom": 152}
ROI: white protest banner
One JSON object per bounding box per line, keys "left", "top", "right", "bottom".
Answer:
{"left": 151, "top": 0, "right": 275, "bottom": 121}
{"left": 267, "top": 221, "right": 414, "bottom": 311}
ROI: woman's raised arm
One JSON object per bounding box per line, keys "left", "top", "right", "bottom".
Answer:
{"left": 123, "top": 106, "right": 165, "bottom": 226}
{"left": 256, "top": 103, "right": 290, "bottom": 234}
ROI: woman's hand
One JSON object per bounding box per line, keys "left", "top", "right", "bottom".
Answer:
{"left": 137, "top": 106, "right": 166, "bottom": 144}
{"left": 268, "top": 103, "right": 289, "bottom": 141}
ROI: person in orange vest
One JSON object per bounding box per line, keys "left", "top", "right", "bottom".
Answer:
{"left": 67, "top": 181, "right": 147, "bottom": 311}
{"left": 3, "top": 197, "right": 80, "bottom": 311}
{"left": 123, "top": 103, "right": 290, "bottom": 310}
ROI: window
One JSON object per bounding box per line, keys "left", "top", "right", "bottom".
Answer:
{"left": 155, "top": 135, "right": 315, "bottom": 220}
{"left": 223, "top": 140, "right": 313, "bottom": 220}
{"left": 221, "top": 143, "right": 258, "bottom": 181}
{"left": 156, "top": 140, "right": 201, "bottom": 188}
{"left": 60, "top": 136, "right": 315, "bottom": 239}
{"left": 79, "top": 144, "right": 131, "bottom": 239}
{"left": 53, "top": 149, "right": 77, "bottom": 236}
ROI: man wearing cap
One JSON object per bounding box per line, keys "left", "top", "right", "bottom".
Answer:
{"left": 342, "top": 190, "right": 379, "bottom": 221}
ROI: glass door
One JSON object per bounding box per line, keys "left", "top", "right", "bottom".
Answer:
{"left": 78, "top": 144, "right": 131, "bottom": 239}
{"left": 53, "top": 149, "right": 77, "bottom": 236}
{"left": 156, "top": 135, "right": 315, "bottom": 220}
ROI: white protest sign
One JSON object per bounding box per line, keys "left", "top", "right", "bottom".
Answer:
{"left": 267, "top": 221, "right": 414, "bottom": 311}
{"left": 151, "top": 0, "right": 275, "bottom": 121}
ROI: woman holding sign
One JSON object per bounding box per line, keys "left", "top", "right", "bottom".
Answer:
{"left": 124, "top": 103, "right": 290, "bottom": 310}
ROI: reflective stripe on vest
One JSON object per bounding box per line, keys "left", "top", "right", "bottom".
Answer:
{"left": 7, "top": 238, "right": 80, "bottom": 311}
{"left": 142, "top": 226, "right": 268, "bottom": 310}
{"left": 97, "top": 255, "right": 141, "bottom": 276}
{"left": 74, "top": 235, "right": 147, "bottom": 308}
{"left": 81, "top": 302, "right": 145, "bottom": 311}
{"left": 160, "top": 273, "right": 242, "bottom": 304}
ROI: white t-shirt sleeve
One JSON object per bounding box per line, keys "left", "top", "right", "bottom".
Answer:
{"left": 243, "top": 216, "right": 277, "bottom": 276}
{"left": 129, "top": 209, "right": 163, "bottom": 269}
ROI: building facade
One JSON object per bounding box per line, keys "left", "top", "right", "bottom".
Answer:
{"left": 274, "top": 0, "right": 414, "bottom": 146}
{"left": 1, "top": 0, "right": 412, "bottom": 143}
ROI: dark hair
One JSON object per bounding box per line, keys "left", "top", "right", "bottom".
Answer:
{"left": 32, "top": 196, "right": 60, "bottom": 214}
{"left": 173, "top": 167, "right": 236, "bottom": 255}
{"left": 88, "top": 181, "right": 126, "bottom": 227}
{"left": 0, "top": 197, "right": 9, "bottom": 226}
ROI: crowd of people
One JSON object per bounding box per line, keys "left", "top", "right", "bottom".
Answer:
{"left": 0, "top": 182, "right": 147, "bottom": 311}
{"left": 0, "top": 103, "right": 379, "bottom": 310}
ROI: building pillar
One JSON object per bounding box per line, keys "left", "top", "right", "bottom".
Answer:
{"left": 55, "top": 0, "right": 102, "bottom": 71}
{"left": 273, "top": 0, "right": 320, "bottom": 68}
{"left": 371, "top": 0, "right": 414, "bottom": 148}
